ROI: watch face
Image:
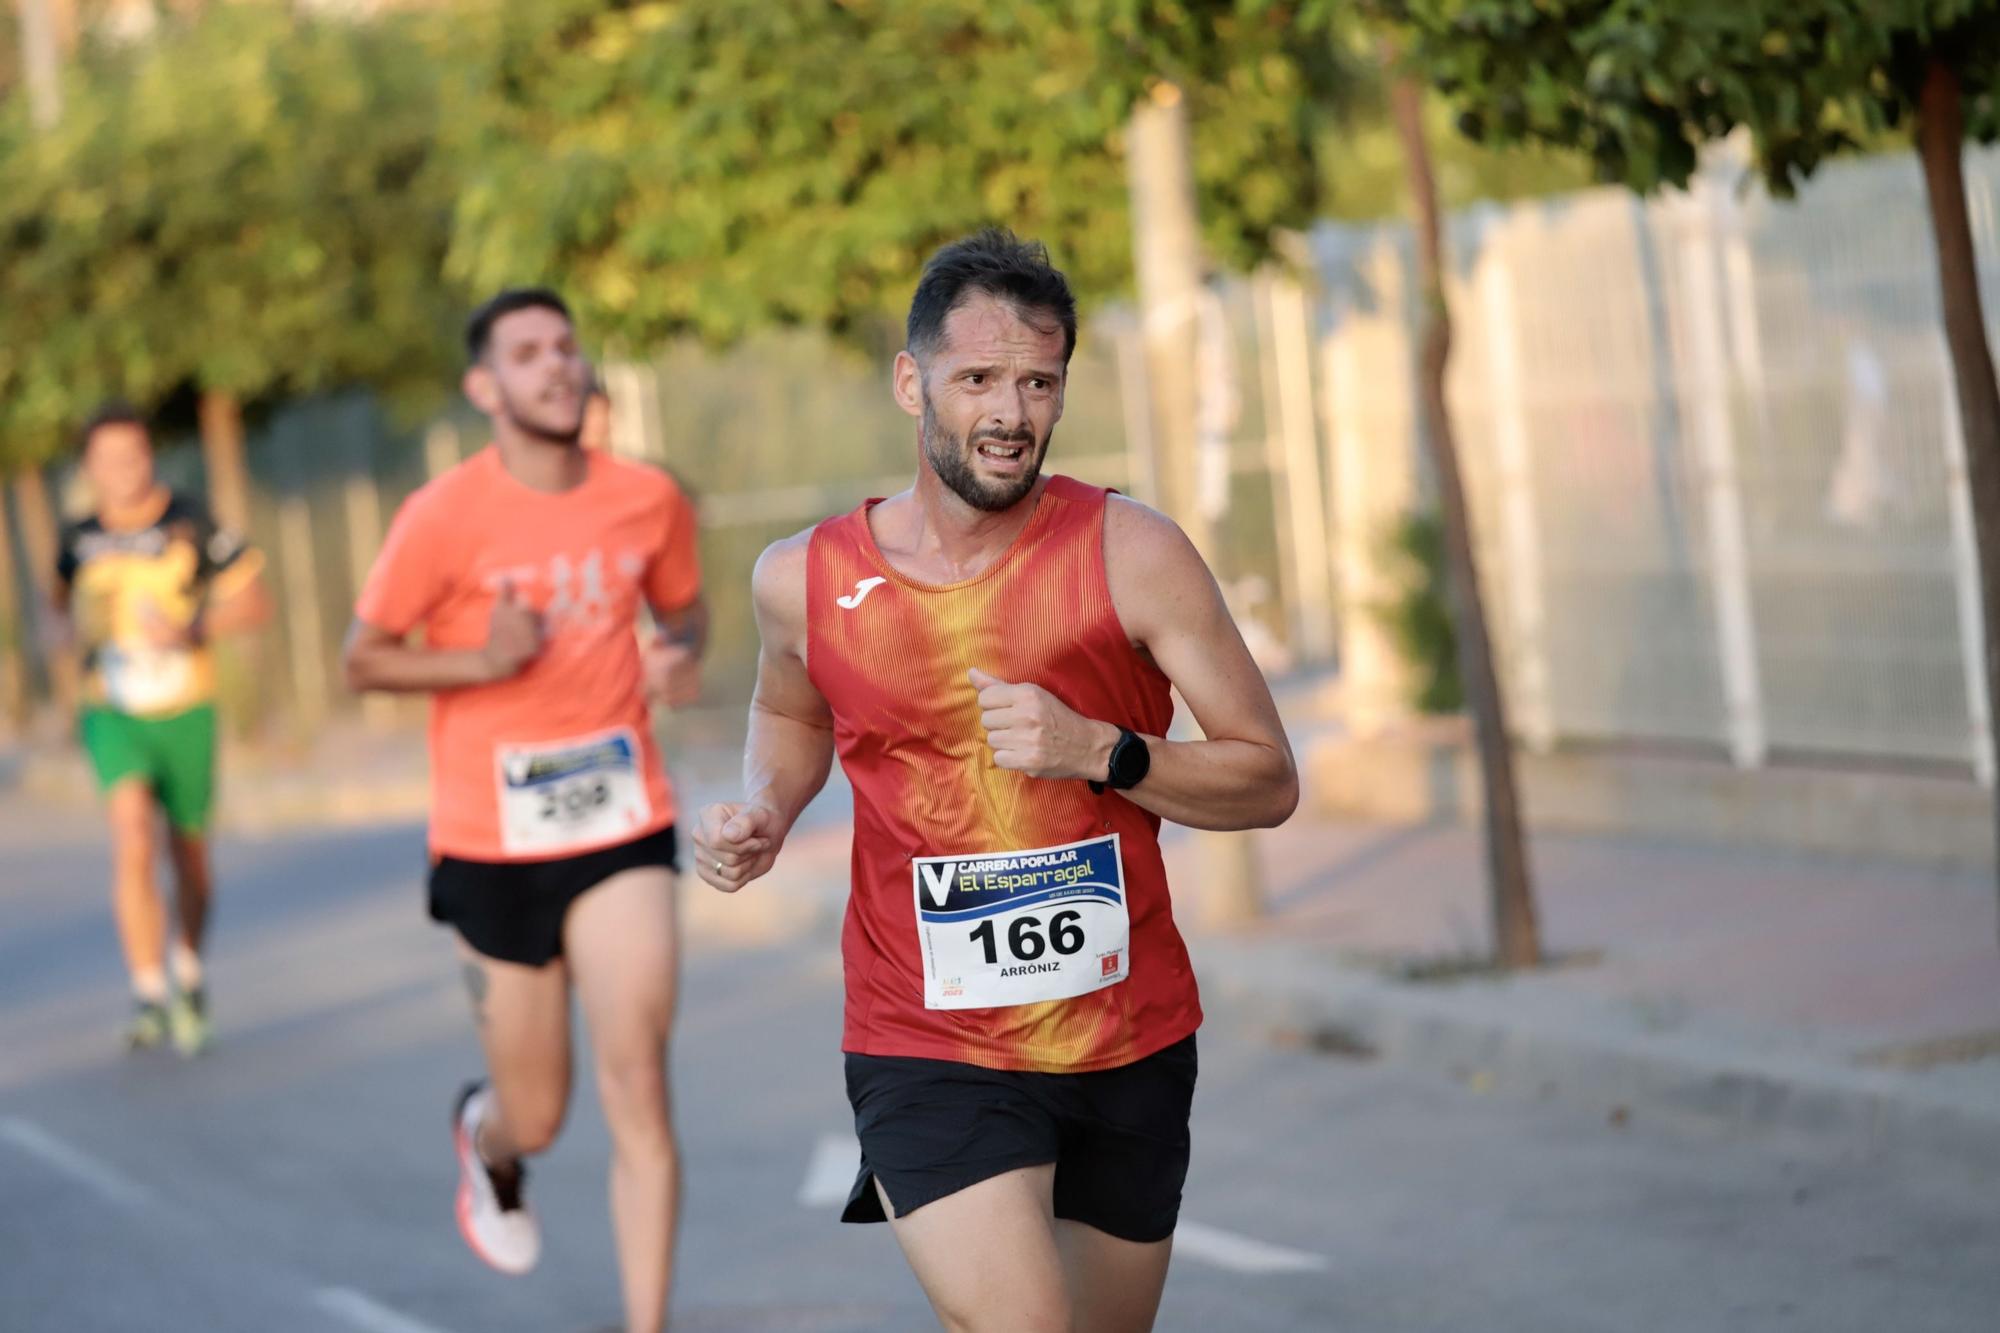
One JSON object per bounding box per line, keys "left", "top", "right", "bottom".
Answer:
{"left": 1111, "top": 731, "right": 1149, "bottom": 788}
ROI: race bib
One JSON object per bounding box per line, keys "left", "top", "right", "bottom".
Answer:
{"left": 495, "top": 727, "right": 650, "bottom": 856}
{"left": 914, "top": 834, "right": 1131, "bottom": 1011}
{"left": 99, "top": 646, "right": 196, "bottom": 715}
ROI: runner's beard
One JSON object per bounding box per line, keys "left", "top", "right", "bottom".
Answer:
{"left": 921, "top": 394, "right": 1048, "bottom": 514}
{"left": 497, "top": 380, "right": 586, "bottom": 448}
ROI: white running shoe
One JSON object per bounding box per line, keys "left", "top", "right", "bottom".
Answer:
{"left": 452, "top": 1081, "right": 541, "bottom": 1275}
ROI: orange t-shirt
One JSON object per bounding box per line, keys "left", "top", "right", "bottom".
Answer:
{"left": 355, "top": 446, "right": 700, "bottom": 862}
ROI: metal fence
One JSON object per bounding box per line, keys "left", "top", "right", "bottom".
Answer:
{"left": 1316, "top": 143, "right": 1993, "bottom": 781}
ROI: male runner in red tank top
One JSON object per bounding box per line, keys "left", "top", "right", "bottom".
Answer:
{"left": 693, "top": 230, "right": 1298, "bottom": 1331}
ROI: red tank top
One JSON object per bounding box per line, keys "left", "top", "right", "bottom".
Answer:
{"left": 807, "top": 476, "right": 1202, "bottom": 1073}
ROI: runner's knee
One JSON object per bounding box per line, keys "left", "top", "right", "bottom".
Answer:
{"left": 493, "top": 1088, "right": 567, "bottom": 1156}
{"left": 594, "top": 1047, "right": 672, "bottom": 1141}
{"left": 107, "top": 788, "right": 156, "bottom": 850}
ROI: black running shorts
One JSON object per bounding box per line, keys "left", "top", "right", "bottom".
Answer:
{"left": 842, "top": 1034, "right": 1197, "bottom": 1243}
{"left": 427, "top": 824, "right": 679, "bottom": 967}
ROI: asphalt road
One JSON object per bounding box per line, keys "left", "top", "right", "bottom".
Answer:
{"left": 2, "top": 807, "right": 1995, "bottom": 1332}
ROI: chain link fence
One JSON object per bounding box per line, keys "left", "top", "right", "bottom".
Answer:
{"left": 1319, "top": 145, "right": 1996, "bottom": 782}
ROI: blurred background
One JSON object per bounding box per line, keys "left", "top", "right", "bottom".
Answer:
{"left": 4, "top": 5, "right": 2000, "bottom": 1332}
{"left": 1, "top": 2, "right": 1994, "bottom": 787}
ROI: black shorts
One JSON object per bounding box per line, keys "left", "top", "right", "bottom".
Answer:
{"left": 427, "top": 824, "right": 679, "bottom": 967}
{"left": 842, "top": 1034, "right": 1197, "bottom": 1244}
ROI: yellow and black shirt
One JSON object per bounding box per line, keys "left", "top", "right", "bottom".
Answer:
{"left": 56, "top": 490, "right": 262, "bottom": 717}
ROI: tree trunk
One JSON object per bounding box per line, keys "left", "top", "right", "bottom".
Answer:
{"left": 1127, "top": 81, "right": 1265, "bottom": 926}
{"left": 198, "top": 388, "right": 253, "bottom": 534}
{"left": 11, "top": 466, "right": 76, "bottom": 720}
{"left": 197, "top": 387, "right": 269, "bottom": 739}
{"left": 0, "top": 486, "right": 26, "bottom": 727}
{"left": 15, "top": 0, "right": 64, "bottom": 130}
{"left": 1384, "top": 53, "right": 1542, "bottom": 968}
{"left": 1915, "top": 56, "right": 2000, "bottom": 938}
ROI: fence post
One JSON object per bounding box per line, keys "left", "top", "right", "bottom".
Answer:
{"left": 1679, "top": 183, "right": 1767, "bottom": 768}
{"left": 1255, "top": 274, "right": 1299, "bottom": 641}
{"left": 1325, "top": 234, "right": 1419, "bottom": 734}
{"left": 1476, "top": 208, "right": 1556, "bottom": 752}
{"left": 1263, "top": 272, "right": 1337, "bottom": 664}
{"left": 274, "top": 448, "right": 328, "bottom": 737}
{"left": 1939, "top": 332, "right": 1997, "bottom": 786}
{"left": 1111, "top": 316, "right": 1159, "bottom": 507}
{"left": 424, "top": 420, "right": 462, "bottom": 481}
{"left": 604, "top": 361, "right": 665, "bottom": 462}
{"left": 342, "top": 429, "right": 396, "bottom": 731}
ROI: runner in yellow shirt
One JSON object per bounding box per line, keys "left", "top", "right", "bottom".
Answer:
{"left": 52, "top": 403, "right": 271, "bottom": 1055}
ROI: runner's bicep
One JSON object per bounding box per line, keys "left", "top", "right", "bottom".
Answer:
{"left": 1148, "top": 586, "right": 1287, "bottom": 751}
{"left": 751, "top": 636, "right": 831, "bottom": 729}
{"left": 645, "top": 483, "right": 702, "bottom": 613}
{"left": 1110, "top": 509, "right": 1286, "bottom": 750}
{"left": 356, "top": 495, "right": 451, "bottom": 635}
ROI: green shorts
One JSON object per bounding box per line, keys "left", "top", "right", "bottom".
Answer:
{"left": 80, "top": 704, "right": 218, "bottom": 834}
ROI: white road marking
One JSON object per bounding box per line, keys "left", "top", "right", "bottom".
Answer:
{"left": 1173, "top": 1220, "right": 1328, "bottom": 1274}
{"left": 312, "top": 1287, "right": 455, "bottom": 1333}
{"left": 0, "top": 1115, "right": 163, "bottom": 1216}
{"left": 794, "top": 1131, "right": 1326, "bottom": 1273}
{"left": 798, "top": 1132, "right": 860, "bottom": 1208}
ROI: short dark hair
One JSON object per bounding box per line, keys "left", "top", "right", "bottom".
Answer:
{"left": 906, "top": 229, "right": 1078, "bottom": 367}
{"left": 79, "top": 400, "right": 149, "bottom": 451}
{"left": 465, "top": 287, "right": 573, "bottom": 364}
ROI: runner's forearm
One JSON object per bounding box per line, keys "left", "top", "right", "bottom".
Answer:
{"left": 742, "top": 699, "right": 833, "bottom": 835}
{"left": 1107, "top": 732, "right": 1298, "bottom": 832}
{"left": 653, "top": 596, "right": 708, "bottom": 656}
{"left": 202, "top": 576, "right": 272, "bottom": 639}
{"left": 343, "top": 637, "right": 502, "bottom": 694}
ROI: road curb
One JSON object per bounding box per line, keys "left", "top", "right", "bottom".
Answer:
{"left": 1191, "top": 935, "right": 2000, "bottom": 1176}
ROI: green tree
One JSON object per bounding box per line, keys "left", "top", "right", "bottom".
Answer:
{"left": 1380, "top": 0, "right": 2000, "bottom": 932}
{"left": 443, "top": 0, "right": 1345, "bottom": 347}
{"left": 0, "top": 5, "right": 460, "bottom": 475}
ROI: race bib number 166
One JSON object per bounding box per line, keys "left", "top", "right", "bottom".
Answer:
{"left": 914, "top": 834, "right": 1131, "bottom": 1011}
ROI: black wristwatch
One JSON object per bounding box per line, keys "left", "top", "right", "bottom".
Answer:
{"left": 1090, "top": 727, "right": 1150, "bottom": 794}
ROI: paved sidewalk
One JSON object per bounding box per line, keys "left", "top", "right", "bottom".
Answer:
{"left": 1181, "top": 815, "right": 2000, "bottom": 1171}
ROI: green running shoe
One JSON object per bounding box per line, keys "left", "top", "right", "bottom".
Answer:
{"left": 125, "top": 999, "right": 169, "bottom": 1051}
{"left": 168, "top": 987, "right": 211, "bottom": 1057}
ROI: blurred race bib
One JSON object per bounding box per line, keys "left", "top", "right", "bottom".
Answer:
{"left": 495, "top": 726, "right": 650, "bottom": 856}
{"left": 99, "top": 646, "right": 197, "bottom": 716}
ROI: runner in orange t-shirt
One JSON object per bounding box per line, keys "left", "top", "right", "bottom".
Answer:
{"left": 343, "top": 289, "right": 703, "bottom": 1333}
{"left": 692, "top": 232, "right": 1298, "bottom": 1332}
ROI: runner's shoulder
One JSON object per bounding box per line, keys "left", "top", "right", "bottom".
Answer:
{"left": 594, "top": 450, "right": 688, "bottom": 505}
{"left": 752, "top": 526, "right": 815, "bottom": 596}
{"left": 750, "top": 525, "right": 816, "bottom": 632}
{"left": 1103, "top": 492, "right": 1197, "bottom": 564}
{"left": 391, "top": 451, "right": 493, "bottom": 527}
{"left": 58, "top": 512, "right": 103, "bottom": 547}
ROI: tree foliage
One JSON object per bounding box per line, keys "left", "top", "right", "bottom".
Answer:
{"left": 1373, "top": 0, "right": 2000, "bottom": 194}
{"left": 0, "top": 6, "right": 460, "bottom": 468}
{"left": 443, "top": 0, "right": 1347, "bottom": 348}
